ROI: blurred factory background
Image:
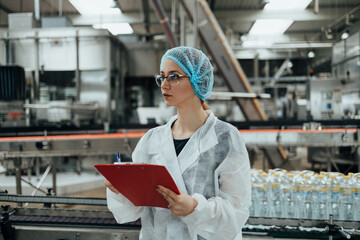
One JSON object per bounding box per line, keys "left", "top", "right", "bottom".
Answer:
{"left": 0, "top": 0, "right": 360, "bottom": 239}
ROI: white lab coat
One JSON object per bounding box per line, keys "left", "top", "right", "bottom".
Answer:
{"left": 107, "top": 110, "right": 251, "bottom": 240}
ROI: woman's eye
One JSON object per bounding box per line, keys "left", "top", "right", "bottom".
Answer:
{"left": 169, "top": 74, "right": 178, "bottom": 80}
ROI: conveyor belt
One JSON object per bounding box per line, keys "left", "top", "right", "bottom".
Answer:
{"left": 0, "top": 194, "right": 107, "bottom": 206}
{"left": 8, "top": 215, "right": 141, "bottom": 228}
{"left": 2, "top": 207, "right": 360, "bottom": 239}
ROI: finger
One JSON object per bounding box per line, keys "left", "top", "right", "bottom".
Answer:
{"left": 157, "top": 188, "right": 175, "bottom": 205}
{"left": 110, "top": 186, "right": 120, "bottom": 194}
{"left": 104, "top": 180, "right": 119, "bottom": 194}
{"left": 157, "top": 185, "right": 178, "bottom": 200}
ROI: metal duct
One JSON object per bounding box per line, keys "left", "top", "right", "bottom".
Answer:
{"left": 150, "top": 0, "right": 178, "bottom": 47}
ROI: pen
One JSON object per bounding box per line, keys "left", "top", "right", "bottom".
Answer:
{"left": 116, "top": 152, "right": 121, "bottom": 163}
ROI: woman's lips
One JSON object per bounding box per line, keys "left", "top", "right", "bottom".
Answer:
{"left": 163, "top": 93, "right": 172, "bottom": 98}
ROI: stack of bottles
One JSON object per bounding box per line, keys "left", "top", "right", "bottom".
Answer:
{"left": 250, "top": 168, "right": 360, "bottom": 220}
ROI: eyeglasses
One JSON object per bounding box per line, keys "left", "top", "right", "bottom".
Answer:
{"left": 154, "top": 74, "right": 189, "bottom": 87}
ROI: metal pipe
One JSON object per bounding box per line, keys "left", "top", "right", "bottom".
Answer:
{"left": 314, "top": 0, "right": 319, "bottom": 14}
{"left": 75, "top": 31, "right": 80, "bottom": 101}
{"left": 52, "top": 158, "right": 57, "bottom": 196}
{"left": 5, "top": 31, "right": 10, "bottom": 64}
{"left": 171, "top": 0, "right": 177, "bottom": 35}
{"left": 34, "top": 31, "right": 40, "bottom": 100}
{"left": 59, "top": 0, "right": 63, "bottom": 17}
{"left": 20, "top": 177, "right": 47, "bottom": 194}
{"left": 329, "top": 214, "right": 333, "bottom": 240}
{"left": 30, "top": 164, "right": 52, "bottom": 197}
{"left": 34, "top": 0, "right": 40, "bottom": 20}
{"left": 193, "top": 0, "right": 199, "bottom": 48}
{"left": 253, "top": 54, "right": 259, "bottom": 80}
{"left": 210, "top": 91, "right": 271, "bottom": 99}
{"left": 150, "top": 0, "right": 178, "bottom": 47}
{"left": 23, "top": 103, "right": 100, "bottom": 110}
{"left": 14, "top": 159, "right": 22, "bottom": 196}
{"left": 180, "top": 13, "right": 186, "bottom": 46}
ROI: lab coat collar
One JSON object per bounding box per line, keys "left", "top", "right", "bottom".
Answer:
{"left": 177, "top": 110, "right": 218, "bottom": 173}
{"left": 159, "top": 111, "right": 218, "bottom": 194}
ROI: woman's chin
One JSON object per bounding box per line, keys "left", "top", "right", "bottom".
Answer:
{"left": 163, "top": 99, "right": 175, "bottom": 106}
{"left": 165, "top": 102, "right": 174, "bottom": 106}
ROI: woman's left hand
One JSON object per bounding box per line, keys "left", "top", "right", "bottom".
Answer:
{"left": 156, "top": 185, "right": 198, "bottom": 216}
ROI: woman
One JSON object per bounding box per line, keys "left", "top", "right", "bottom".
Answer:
{"left": 106, "top": 46, "right": 251, "bottom": 240}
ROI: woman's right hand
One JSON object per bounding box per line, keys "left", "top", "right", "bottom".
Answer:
{"left": 104, "top": 179, "right": 120, "bottom": 194}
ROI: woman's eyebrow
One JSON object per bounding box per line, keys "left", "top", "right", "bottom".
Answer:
{"left": 160, "top": 70, "right": 181, "bottom": 75}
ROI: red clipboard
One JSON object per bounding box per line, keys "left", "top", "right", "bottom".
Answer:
{"left": 95, "top": 164, "right": 180, "bottom": 208}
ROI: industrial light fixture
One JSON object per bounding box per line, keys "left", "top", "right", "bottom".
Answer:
{"left": 69, "top": 0, "right": 120, "bottom": 15}
{"left": 248, "top": 0, "right": 311, "bottom": 36}
{"left": 325, "top": 28, "right": 333, "bottom": 40}
{"left": 93, "top": 23, "right": 133, "bottom": 35}
{"left": 249, "top": 19, "right": 293, "bottom": 35}
{"left": 341, "top": 31, "right": 350, "bottom": 40}
{"left": 307, "top": 50, "right": 315, "bottom": 58}
{"left": 110, "top": 0, "right": 120, "bottom": 8}
{"left": 264, "top": 0, "right": 312, "bottom": 9}
{"left": 287, "top": 61, "right": 293, "bottom": 68}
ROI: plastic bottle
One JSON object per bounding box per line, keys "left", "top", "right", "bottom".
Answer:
{"left": 280, "top": 173, "right": 294, "bottom": 218}
{"left": 265, "top": 171, "right": 277, "bottom": 218}
{"left": 297, "top": 174, "right": 313, "bottom": 219}
{"left": 271, "top": 172, "right": 282, "bottom": 217}
{"left": 250, "top": 172, "right": 255, "bottom": 217}
{"left": 353, "top": 174, "right": 360, "bottom": 220}
{"left": 329, "top": 175, "right": 341, "bottom": 219}
{"left": 250, "top": 170, "right": 264, "bottom": 217}
{"left": 339, "top": 176, "right": 353, "bottom": 220}
{"left": 312, "top": 175, "right": 329, "bottom": 219}
{"left": 257, "top": 172, "right": 269, "bottom": 217}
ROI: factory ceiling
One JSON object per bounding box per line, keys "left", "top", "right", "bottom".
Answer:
{"left": 0, "top": 0, "right": 359, "bottom": 57}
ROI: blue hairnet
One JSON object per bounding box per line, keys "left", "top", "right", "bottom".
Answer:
{"left": 160, "top": 46, "right": 214, "bottom": 101}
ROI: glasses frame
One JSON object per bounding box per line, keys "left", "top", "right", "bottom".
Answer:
{"left": 154, "top": 74, "right": 189, "bottom": 87}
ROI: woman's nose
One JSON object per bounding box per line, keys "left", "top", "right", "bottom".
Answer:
{"left": 161, "top": 79, "right": 170, "bottom": 89}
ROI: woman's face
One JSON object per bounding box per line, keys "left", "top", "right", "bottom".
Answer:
{"left": 160, "top": 59, "right": 198, "bottom": 107}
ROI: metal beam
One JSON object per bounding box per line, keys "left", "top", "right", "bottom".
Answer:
{"left": 180, "top": 0, "right": 266, "bottom": 120}
{"left": 68, "top": 7, "right": 351, "bottom": 26}
{"left": 69, "top": 13, "right": 159, "bottom": 25}
{"left": 141, "top": 0, "right": 150, "bottom": 35}
{"left": 273, "top": 59, "right": 291, "bottom": 79}
{"left": 0, "top": 3, "right": 11, "bottom": 13}
{"left": 214, "top": 8, "right": 351, "bottom": 22}
{"left": 0, "top": 129, "right": 358, "bottom": 159}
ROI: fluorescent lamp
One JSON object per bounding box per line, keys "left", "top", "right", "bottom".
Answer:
{"left": 307, "top": 51, "right": 315, "bottom": 58}
{"left": 341, "top": 31, "right": 349, "bottom": 40}
{"left": 69, "top": 0, "right": 120, "bottom": 15}
{"left": 249, "top": 19, "right": 293, "bottom": 35}
{"left": 93, "top": 23, "right": 133, "bottom": 35}
{"left": 264, "top": 0, "right": 312, "bottom": 9}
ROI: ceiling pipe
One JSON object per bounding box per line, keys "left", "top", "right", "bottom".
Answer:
{"left": 150, "top": 0, "right": 178, "bottom": 47}
{"left": 314, "top": 0, "right": 319, "bottom": 14}
{"left": 59, "top": 0, "right": 63, "bottom": 17}
{"left": 34, "top": 0, "right": 40, "bottom": 20}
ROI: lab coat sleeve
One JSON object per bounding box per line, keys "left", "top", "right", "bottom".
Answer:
{"left": 181, "top": 131, "right": 251, "bottom": 240}
{"left": 107, "top": 188, "right": 144, "bottom": 223}
{"left": 107, "top": 129, "right": 156, "bottom": 223}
